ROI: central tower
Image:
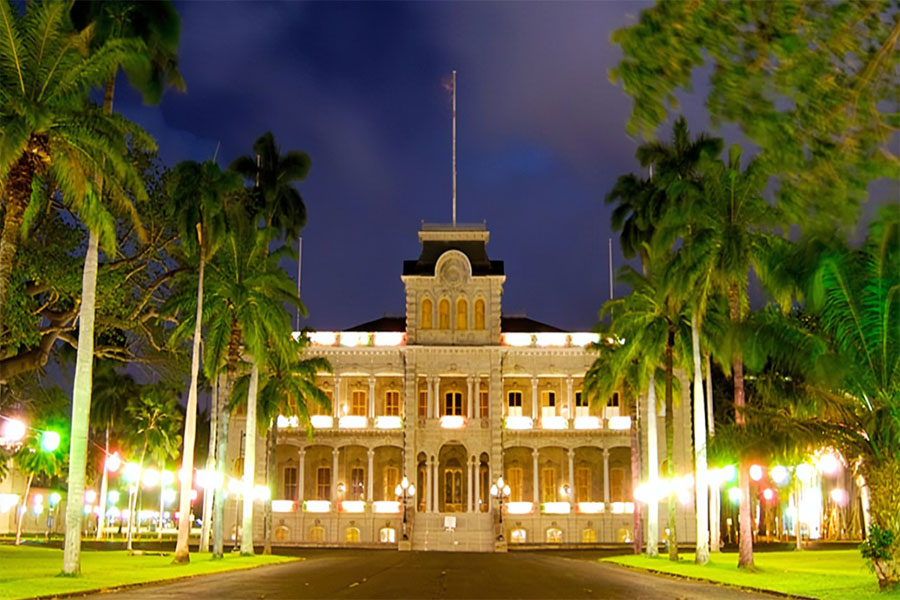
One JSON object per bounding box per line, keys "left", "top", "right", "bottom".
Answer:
{"left": 402, "top": 223, "right": 505, "bottom": 346}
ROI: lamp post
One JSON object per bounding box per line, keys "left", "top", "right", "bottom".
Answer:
{"left": 394, "top": 476, "right": 416, "bottom": 541}
{"left": 490, "top": 476, "right": 511, "bottom": 541}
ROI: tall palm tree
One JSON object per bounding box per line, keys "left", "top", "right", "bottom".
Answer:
{"left": 124, "top": 383, "right": 183, "bottom": 551}
{"left": 13, "top": 418, "right": 67, "bottom": 545}
{"left": 167, "top": 160, "right": 241, "bottom": 564}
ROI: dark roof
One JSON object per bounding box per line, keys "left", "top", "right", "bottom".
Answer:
{"left": 500, "top": 316, "right": 567, "bottom": 333}
{"left": 344, "top": 316, "right": 406, "bottom": 332}
{"left": 402, "top": 239, "right": 504, "bottom": 276}
{"left": 343, "top": 315, "right": 566, "bottom": 333}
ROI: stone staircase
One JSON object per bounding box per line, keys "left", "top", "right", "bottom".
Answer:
{"left": 411, "top": 513, "right": 496, "bottom": 552}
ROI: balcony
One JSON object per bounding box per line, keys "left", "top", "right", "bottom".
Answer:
{"left": 303, "top": 500, "right": 331, "bottom": 513}
{"left": 374, "top": 416, "right": 403, "bottom": 430}
{"left": 373, "top": 501, "right": 401, "bottom": 514}
{"left": 338, "top": 415, "right": 368, "bottom": 429}
{"left": 340, "top": 500, "right": 366, "bottom": 513}
{"left": 504, "top": 416, "right": 533, "bottom": 430}
{"left": 577, "top": 502, "right": 606, "bottom": 514}
{"left": 607, "top": 416, "right": 632, "bottom": 430}
{"left": 573, "top": 416, "right": 602, "bottom": 430}
{"left": 272, "top": 500, "right": 297, "bottom": 513}
{"left": 540, "top": 416, "right": 568, "bottom": 430}
{"left": 505, "top": 501, "right": 534, "bottom": 515}
{"left": 440, "top": 415, "right": 467, "bottom": 429}
{"left": 541, "top": 502, "right": 571, "bottom": 514}
{"left": 310, "top": 415, "right": 334, "bottom": 429}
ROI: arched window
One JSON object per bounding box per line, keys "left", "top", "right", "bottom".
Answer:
{"left": 546, "top": 527, "right": 563, "bottom": 543}
{"left": 510, "top": 528, "right": 527, "bottom": 544}
{"left": 582, "top": 528, "right": 597, "bottom": 543}
{"left": 474, "top": 298, "right": 485, "bottom": 330}
{"left": 345, "top": 526, "right": 360, "bottom": 542}
{"left": 438, "top": 299, "right": 450, "bottom": 329}
{"left": 456, "top": 298, "right": 468, "bottom": 330}
{"left": 379, "top": 527, "right": 396, "bottom": 543}
{"left": 421, "top": 298, "right": 433, "bottom": 330}
{"left": 309, "top": 526, "right": 325, "bottom": 542}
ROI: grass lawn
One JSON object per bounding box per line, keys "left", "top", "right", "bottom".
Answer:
{"left": 0, "top": 545, "right": 297, "bottom": 600}
{"left": 603, "top": 550, "right": 890, "bottom": 600}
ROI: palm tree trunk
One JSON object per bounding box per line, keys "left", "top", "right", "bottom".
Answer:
{"left": 158, "top": 459, "right": 165, "bottom": 541}
{"left": 629, "top": 394, "right": 642, "bottom": 555}
{"left": 213, "top": 373, "right": 232, "bottom": 559}
{"left": 646, "top": 375, "right": 659, "bottom": 557}
{"left": 200, "top": 374, "right": 218, "bottom": 552}
{"left": 263, "top": 424, "right": 275, "bottom": 554}
{"left": 15, "top": 474, "right": 34, "bottom": 545}
{"left": 728, "top": 283, "right": 754, "bottom": 568}
{"left": 664, "top": 328, "right": 677, "bottom": 561}
{"left": 62, "top": 228, "right": 100, "bottom": 575}
{"left": 127, "top": 443, "right": 148, "bottom": 551}
{"left": 705, "top": 352, "right": 720, "bottom": 552}
{"left": 794, "top": 486, "right": 802, "bottom": 551}
{"left": 0, "top": 155, "right": 33, "bottom": 344}
{"left": 174, "top": 252, "right": 206, "bottom": 564}
{"left": 95, "top": 427, "right": 110, "bottom": 540}
{"left": 862, "top": 458, "right": 900, "bottom": 589}
{"left": 240, "top": 361, "right": 260, "bottom": 555}
{"left": 691, "top": 315, "right": 709, "bottom": 564}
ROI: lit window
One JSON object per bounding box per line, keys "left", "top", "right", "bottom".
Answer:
{"left": 444, "top": 392, "right": 462, "bottom": 416}
{"left": 575, "top": 391, "right": 588, "bottom": 417}
{"left": 418, "top": 390, "right": 427, "bottom": 417}
{"left": 479, "top": 388, "right": 489, "bottom": 418}
{"left": 608, "top": 393, "right": 619, "bottom": 407}
{"left": 438, "top": 299, "right": 450, "bottom": 329}
{"left": 345, "top": 527, "right": 360, "bottom": 542}
{"left": 510, "top": 528, "right": 527, "bottom": 544}
{"left": 383, "top": 466, "right": 399, "bottom": 500}
{"left": 507, "top": 391, "right": 523, "bottom": 417}
{"left": 316, "top": 467, "right": 331, "bottom": 500}
{"left": 233, "top": 457, "right": 244, "bottom": 476}
{"left": 611, "top": 467, "right": 626, "bottom": 502}
{"left": 384, "top": 390, "right": 400, "bottom": 416}
{"left": 507, "top": 467, "right": 523, "bottom": 502}
{"left": 582, "top": 528, "right": 597, "bottom": 543}
{"left": 421, "top": 298, "right": 433, "bottom": 330}
{"left": 379, "top": 527, "right": 396, "bottom": 543}
{"left": 575, "top": 467, "right": 591, "bottom": 503}
{"left": 541, "top": 467, "right": 556, "bottom": 503}
{"left": 444, "top": 467, "right": 462, "bottom": 511}
{"left": 309, "top": 526, "right": 325, "bottom": 542}
{"left": 541, "top": 391, "right": 557, "bottom": 418}
{"left": 283, "top": 466, "right": 298, "bottom": 500}
{"left": 350, "top": 467, "right": 365, "bottom": 501}
{"left": 351, "top": 390, "right": 366, "bottom": 416}
{"left": 474, "top": 299, "right": 485, "bottom": 330}
{"left": 310, "top": 391, "right": 331, "bottom": 416}
{"left": 456, "top": 298, "right": 468, "bottom": 330}
{"left": 546, "top": 527, "right": 563, "bottom": 543}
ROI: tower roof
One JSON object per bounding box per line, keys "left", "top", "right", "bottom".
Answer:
{"left": 402, "top": 222, "right": 504, "bottom": 276}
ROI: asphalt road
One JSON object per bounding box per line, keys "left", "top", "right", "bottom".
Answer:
{"left": 80, "top": 549, "right": 779, "bottom": 600}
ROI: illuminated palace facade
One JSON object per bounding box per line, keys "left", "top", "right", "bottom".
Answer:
{"left": 227, "top": 223, "right": 695, "bottom": 550}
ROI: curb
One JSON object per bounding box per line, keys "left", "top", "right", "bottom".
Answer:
{"left": 600, "top": 560, "right": 820, "bottom": 600}
{"left": 24, "top": 556, "right": 304, "bottom": 600}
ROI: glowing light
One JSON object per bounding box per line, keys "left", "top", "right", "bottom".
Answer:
{"left": 106, "top": 453, "right": 122, "bottom": 472}
{"left": 573, "top": 416, "right": 602, "bottom": 430}
{"left": 303, "top": 500, "right": 331, "bottom": 513}
{"left": 190, "top": 489, "right": 198, "bottom": 501}
{"left": 340, "top": 332, "right": 370, "bottom": 347}
{"left": 830, "top": 488, "right": 849, "bottom": 506}
{"left": 308, "top": 331, "right": 337, "bottom": 346}
{"left": 541, "top": 502, "right": 571, "bottom": 514}
{"left": 0, "top": 494, "right": 18, "bottom": 513}
{"left": 721, "top": 465, "right": 737, "bottom": 483}
{"left": 796, "top": 463, "right": 815, "bottom": 483}
{"left": 506, "top": 502, "right": 534, "bottom": 515}
{"left": 310, "top": 415, "right": 333, "bottom": 429}
{"left": 534, "top": 333, "right": 569, "bottom": 347}
{"left": 341, "top": 500, "right": 366, "bottom": 513}
{"left": 501, "top": 333, "right": 533, "bottom": 347}
{"left": 253, "top": 486, "right": 271, "bottom": 501}
{"left": 339, "top": 415, "right": 368, "bottom": 429}
{"left": 272, "top": 500, "right": 296, "bottom": 513}
{"left": 84, "top": 490, "right": 97, "bottom": 504}
{"left": 49, "top": 492, "right": 62, "bottom": 506}
{"left": 1, "top": 418, "right": 26, "bottom": 442}
{"left": 540, "top": 416, "right": 568, "bottom": 430}
{"left": 375, "top": 416, "right": 403, "bottom": 429}
{"left": 276, "top": 415, "right": 299, "bottom": 429}
{"left": 570, "top": 333, "right": 601, "bottom": 347}
{"left": 504, "top": 416, "right": 533, "bottom": 430}
{"left": 122, "top": 462, "right": 141, "bottom": 484}
{"left": 770, "top": 465, "right": 790, "bottom": 487}
{"left": 40, "top": 430, "right": 61, "bottom": 452}
{"left": 611, "top": 502, "right": 633, "bottom": 514}
{"left": 162, "top": 489, "right": 177, "bottom": 504}
{"left": 749, "top": 464, "right": 764, "bottom": 481}
{"left": 107, "top": 507, "right": 121, "bottom": 519}
{"left": 160, "top": 470, "right": 175, "bottom": 487}
{"left": 142, "top": 468, "right": 160, "bottom": 488}
{"left": 577, "top": 502, "right": 605, "bottom": 514}
{"left": 608, "top": 416, "right": 631, "bottom": 430}
{"left": 763, "top": 488, "right": 774, "bottom": 501}
{"left": 373, "top": 501, "right": 401, "bottom": 514}
{"left": 108, "top": 490, "right": 120, "bottom": 504}
{"left": 728, "top": 487, "right": 742, "bottom": 503}
{"left": 196, "top": 469, "right": 222, "bottom": 490}
{"left": 34, "top": 504, "right": 44, "bottom": 516}
{"left": 33, "top": 494, "right": 44, "bottom": 505}
{"left": 373, "top": 332, "right": 405, "bottom": 346}
{"left": 227, "top": 478, "right": 244, "bottom": 496}
{"left": 817, "top": 452, "right": 841, "bottom": 476}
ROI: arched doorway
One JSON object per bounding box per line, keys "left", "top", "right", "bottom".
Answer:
{"left": 438, "top": 444, "right": 467, "bottom": 512}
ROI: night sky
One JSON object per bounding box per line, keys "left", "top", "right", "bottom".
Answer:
{"left": 110, "top": 1, "right": 894, "bottom": 333}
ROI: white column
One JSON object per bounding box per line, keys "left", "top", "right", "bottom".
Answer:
{"left": 566, "top": 378, "right": 574, "bottom": 422}
{"left": 333, "top": 376, "right": 342, "bottom": 419}
{"left": 603, "top": 448, "right": 610, "bottom": 505}
{"left": 297, "top": 449, "right": 305, "bottom": 503}
{"left": 432, "top": 456, "right": 439, "bottom": 513}
{"left": 568, "top": 448, "right": 575, "bottom": 505}
{"left": 366, "top": 448, "right": 374, "bottom": 503}
{"left": 474, "top": 457, "right": 481, "bottom": 512}
{"left": 466, "top": 377, "right": 474, "bottom": 420}
{"left": 467, "top": 458, "right": 473, "bottom": 512}
{"left": 473, "top": 376, "right": 481, "bottom": 419}
{"left": 532, "top": 448, "right": 540, "bottom": 504}
{"left": 425, "top": 455, "right": 433, "bottom": 512}
{"left": 368, "top": 376, "right": 376, "bottom": 424}
{"left": 487, "top": 462, "right": 493, "bottom": 511}
{"left": 488, "top": 377, "right": 493, "bottom": 419}
{"left": 331, "top": 447, "right": 340, "bottom": 506}
{"left": 531, "top": 377, "right": 539, "bottom": 421}
{"left": 426, "top": 377, "right": 433, "bottom": 419}
{"left": 433, "top": 376, "right": 441, "bottom": 417}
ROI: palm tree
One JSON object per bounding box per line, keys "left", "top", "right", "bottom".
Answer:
{"left": 124, "top": 383, "right": 183, "bottom": 551}
{"left": 233, "top": 340, "right": 331, "bottom": 553}
{"left": 168, "top": 160, "right": 241, "bottom": 564}
{"left": 14, "top": 422, "right": 67, "bottom": 545}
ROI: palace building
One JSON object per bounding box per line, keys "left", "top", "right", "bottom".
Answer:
{"left": 226, "top": 222, "right": 696, "bottom": 551}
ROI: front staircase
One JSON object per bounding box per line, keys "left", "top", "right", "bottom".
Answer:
{"left": 411, "top": 513, "right": 496, "bottom": 552}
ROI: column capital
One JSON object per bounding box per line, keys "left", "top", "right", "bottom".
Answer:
{"left": 368, "top": 375, "right": 377, "bottom": 384}
{"left": 567, "top": 448, "right": 575, "bottom": 459}
{"left": 532, "top": 448, "right": 540, "bottom": 458}
{"left": 298, "top": 448, "right": 306, "bottom": 457}
{"left": 531, "top": 377, "right": 540, "bottom": 385}
{"left": 565, "top": 377, "right": 574, "bottom": 386}
{"left": 602, "top": 447, "right": 610, "bottom": 458}
{"left": 334, "top": 374, "right": 342, "bottom": 381}
{"left": 367, "top": 448, "right": 375, "bottom": 458}
{"left": 332, "top": 447, "right": 341, "bottom": 457}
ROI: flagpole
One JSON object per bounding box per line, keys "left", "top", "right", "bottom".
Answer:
{"left": 452, "top": 70, "right": 457, "bottom": 227}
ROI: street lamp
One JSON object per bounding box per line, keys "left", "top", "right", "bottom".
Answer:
{"left": 394, "top": 476, "right": 416, "bottom": 541}
{"left": 490, "top": 476, "right": 511, "bottom": 541}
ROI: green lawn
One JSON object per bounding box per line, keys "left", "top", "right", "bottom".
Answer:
{"left": 603, "top": 550, "right": 890, "bottom": 600}
{"left": 0, "top": 545, "right": 297, "bottom": 600}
